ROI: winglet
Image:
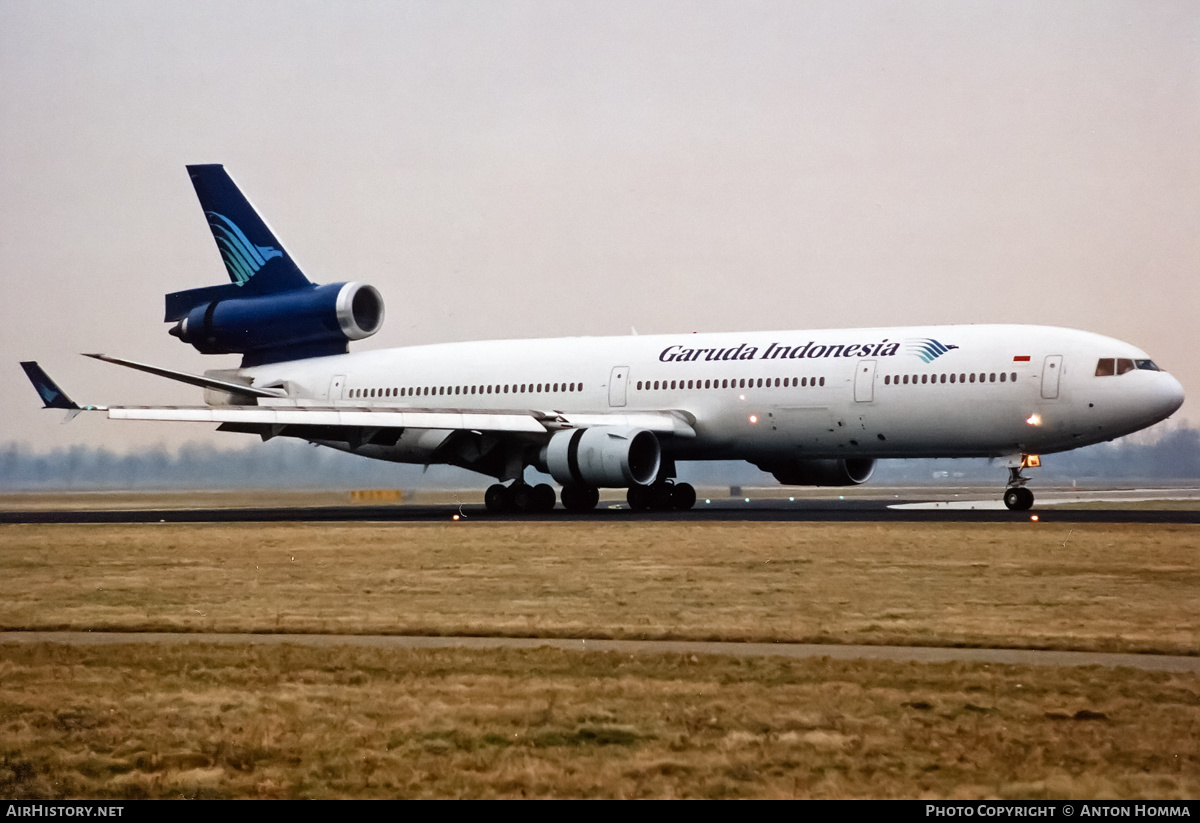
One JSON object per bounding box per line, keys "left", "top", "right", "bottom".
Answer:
{"left": 20, "top": 362, "right": 80, "bottom": 410}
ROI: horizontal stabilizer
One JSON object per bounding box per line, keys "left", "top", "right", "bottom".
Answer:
{"left": 164, "top": 282, "right": 246, "bottom": 323}
{"left": 83, "top": 354, "right": 287, "bottom": 399}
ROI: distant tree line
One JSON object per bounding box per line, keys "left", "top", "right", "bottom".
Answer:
{"left": 2, "top": 423, "right": 1197, "bottom": 491}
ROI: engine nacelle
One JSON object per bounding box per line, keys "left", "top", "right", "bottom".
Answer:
{"left": 759, "top": 457, "right": 876, "bottom": 487}
{"left": 169, "top": 282, "right": 383, "bottom": 366}
{"left": 538, "top": 427, "right": 661, "bottom": 488}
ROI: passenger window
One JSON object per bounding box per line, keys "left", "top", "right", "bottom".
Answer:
{"left": 1117, "top": 358, "right": 1135, "bottom": 375}
{"left": 989, "top": 373, "right": 995, "bottom": 382}
{"left": 999, "top": 373, "right": 1006, "bottom": 382}
{"left": 819, "top": 377, "right": 825, "bottom": 387}
{"left": 969, "top": 374, "right": 975, "bottom": 383}
{"left": 1011, "top": 373, "right": 1016, "bottom": 382}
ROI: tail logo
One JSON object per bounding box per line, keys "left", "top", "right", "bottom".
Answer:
{"left": 35, "top": 383, "right": 59, "bottom": 406}
{"left": 206, "top": 211, "right": 283, "bottom": 286}
{"left": 906, "top": 338, "right": 959, "bottom": 363}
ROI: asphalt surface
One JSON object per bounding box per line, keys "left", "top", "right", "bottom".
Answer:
{"left": 1, "top": 631, "right": 1195, "bottom": 673}
{"left": 3, "top": 499, "right": 1198, "bottom": 524}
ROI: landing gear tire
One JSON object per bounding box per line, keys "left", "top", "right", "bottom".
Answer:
{"left": 510, "top": 483, "right": 535, "bottom": 513}
{"left": 650, "top": 482, "right": 675, "bottom": 511}
{"left": 627, "top": 484, "right": 653, "bottom": 511}
{"left": 532, "top": 483, "right": 556, "bottom": 513}
{"left": 485, "top": 483, "right": 511, "bottom": 513}
{"left": 671, "top": 482, "right": 696, "bottom": 511}
{"left": 560, "top": 484, "right": 599, "bottom": 512}
{"left": 1004, "top": 487, "right": 1034, "bottom": 511}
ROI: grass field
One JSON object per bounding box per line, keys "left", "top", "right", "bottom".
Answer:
{"left": 0, "top": 519, "right": 1196, "bottom": 798}
{"left": 1, "top": 643, "right": 1196, "bottom": 799}
{"left": 0, "top": 522, "right": 1196, "bottom": 654}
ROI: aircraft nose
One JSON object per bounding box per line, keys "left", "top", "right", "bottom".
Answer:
{"left": 1154, "top": 373, "right": 1185, "bottom": 420}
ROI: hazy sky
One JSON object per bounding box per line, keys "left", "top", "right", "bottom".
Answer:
{"left": 3, "top": 1, "right": 1197, "bottom": 454}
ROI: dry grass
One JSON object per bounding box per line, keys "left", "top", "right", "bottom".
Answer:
{"left": 1, "top": 520, "right": 1197, "bottom": 798}
{"left": 0, "top": 642, "right": 1196, "bottom": 799}
{"left": 0, "top": 522, "right": 1196, "bottom": 654}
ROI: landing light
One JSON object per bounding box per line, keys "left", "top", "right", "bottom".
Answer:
{"left": 1026, "top": 414, "right": 1042, "bottom": 426}
{"left": 1030, "top": 515, "right": 1039, "bottom": 522}
{"left": 748, "top": 414, "right": 758, "bottom": 424}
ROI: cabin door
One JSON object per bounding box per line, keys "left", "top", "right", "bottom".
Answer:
{"left": 608, "top": 366, "right": 629, "bottom": 407}
{"left": 854, "top": 360, "right": 876, "bottom": 402}
{"left": 1041, "top": 355, "right": 1062, "bottom": 400}
{"left": 329, "top": 374, "right": 346, "bottom": 401}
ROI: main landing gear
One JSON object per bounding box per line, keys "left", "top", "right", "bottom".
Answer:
{"left": 626, "top": 480, "right": 696, "bottom": 512}
{"left": 482, "top": 480, "right": 698, "bottom": 513}
{"left": 1002, "top": 454, "right": 1040, "bottom": 511}
{"left": 484, "top": 482, "right": 557, "bottom": 513}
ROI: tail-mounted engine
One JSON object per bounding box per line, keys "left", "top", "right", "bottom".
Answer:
{"left": 168, "top": 282, "right": 384, "bottom": 367}
{"left": 167, "top": 165, "right": 386, "bottom": 367}
{"left": 537, "top": 427, "right": 661, "bottom": 488}
{"left": 758, "top": 457, "right": 876, "bottom": 487}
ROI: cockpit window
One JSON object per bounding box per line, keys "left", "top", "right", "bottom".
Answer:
{"left": 1097, "top": 357, "right": 1163, "bottom": 376}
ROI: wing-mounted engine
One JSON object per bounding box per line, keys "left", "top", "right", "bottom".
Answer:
{"left": 537, "top": 427, "right": 661, "bottom": 488}
{"left": 757, "top": 457, "right": 876, "bottom": 487}
{"left": 167, "top": 281, "right": 384, "bottom": 366}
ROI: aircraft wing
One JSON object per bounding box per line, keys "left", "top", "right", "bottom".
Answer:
{"left": 104, "top": 401, "right": 696, "bottom": 437}
{"left": 21, "top": 360, "right": 696, "bottom": 437}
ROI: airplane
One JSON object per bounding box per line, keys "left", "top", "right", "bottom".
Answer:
{"left": 21, "top": 165, "right": 1186, "bottom": 513}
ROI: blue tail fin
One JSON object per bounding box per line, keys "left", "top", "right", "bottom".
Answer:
{"left": 165, "top": 165, "right": 313, "bottom": 321}
{"left": 20, "top": 362, "right": 80, "bottom": 410}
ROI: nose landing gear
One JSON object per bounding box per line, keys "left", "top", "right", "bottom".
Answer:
{"left": 1002, "top": 454, "right": 1040, "bottom": 511}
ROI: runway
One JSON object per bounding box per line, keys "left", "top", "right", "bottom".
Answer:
{"left": 3, "top": 631, "right": 1196, "bottom": 673}
{"left": 3, "top": 498, "right": 1198, "bottom": 524}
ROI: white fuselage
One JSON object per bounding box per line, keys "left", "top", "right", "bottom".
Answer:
{"left": 236, "top": 323, "right": 1184, "bottom": 469}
